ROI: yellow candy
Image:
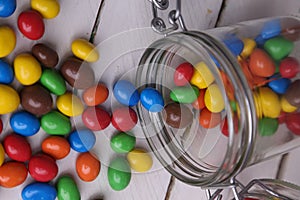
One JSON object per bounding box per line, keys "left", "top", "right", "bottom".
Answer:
{"left": 127, "top": 149, "right": 153, "bottom": 172}
{"left": 14, "top": 53, "right": 42, "bottom": 85}
{"left": 190, "top": 62, "right": 214, "bottom": 89}
{"left": 241, "top": 38, "right": 256, "bottom": 59}
{"left": 56, "top": 93, "right": 84, "bottom": 117}
{"left": 204, "top": 83, "right": 225, "bottom": 113}
{"left": 0, "top": 144, "right": 4, "bottom": 166}
{"left": 0, "top": 26, "right": 16, "bottom": 58}
{"left": 259, "top": 87, "right": 281, "bottom": 118}
{"left": 71, "top": 39, "right": 99, "bottom": 62}
{"left": 0, "top": 84, "right": 20, "bottom": 114}
{"left": 31, "top": 0, "right": 60, "bottom": 19}
{"left": 281, "top": 96, "right": 297, "bottom": 113}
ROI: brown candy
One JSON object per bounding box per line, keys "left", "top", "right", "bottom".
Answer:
{"left": 285, "top": 79, "right": 300, "bottom": 107}
{"left": 162, "top": 102, "right": 193, "bottom": 129}
{"left": 32, "top": 43, "right": 59, "bottom": 68}
{"left": 21, "top": 84, "right": 53, "bottom": 116}
{"left": 60, "top": 57, "right": 95, "bottom": 89}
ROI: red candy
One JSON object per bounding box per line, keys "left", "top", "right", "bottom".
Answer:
{"left": 82, "top": 107, "right": 111, "bottom": 131}
{"left": 192, "top": 89, "right": 206, "bottom": 110}
{"left": 28, "top": 154, "right": 58, "bottom": 182}
{"left": 279, "top": 57, "right": 300, "bottom": 78}
{"left": 198, "top": 108, "right": 221, "bottom": 129}
{"left": 249, "top": 48, "right": 276, "bottom": 77}
{"left": 285, "top": 112, "right": 300, "bottom": 135}
{"left": 0, "top": 162, "right": 28, "bottom": 188}
{"left": 83, "top": 84, "right": 109, "bottom": 106}
{"left": 3, "top": 134, "right": 32, "bottom": 162}
{"left": 112, "top": 107, "right": 138, "bottom": 131}
{"left": 18, "top": 10, "right": 45, "bottom": 40}
{"left": 221, "top": 115, "right": 239, "bottom": 137}
{"left": 173, "top": 62, "right": 194, "bottom": 86}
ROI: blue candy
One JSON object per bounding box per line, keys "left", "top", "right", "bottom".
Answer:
{"left": 0, "top": 0, "right": 17, "bottom": 17}
{"left": 113, "top": 80, "right": 140, "bottom": 106}
{"left": 261, "top": 19, "right": 281, "bottom": 39}
{"left": 10, "top": 111, "right": 40, "bottom": 136}
{"left": 68, "top": 129, "right": 96, "bottom": 152}
{"left": 255, "top": 35, "right": 267, "bottom": 47}
{"left": 22, "top": 182, "right": 57, "bottom": 200}
{"left": 209, "top": 54, "right": 220, "bottom": 68}
{"left": 0, "top": 59, "right": 13, "bottom": 84}
{"left": 140, "top": 87, "right": 164, "bottom": 112}
{"left": 223, "top": 34, "right": 244, "bottom": 56}
{"left": 268, "top": 77, "right": 291, "bottom": 94}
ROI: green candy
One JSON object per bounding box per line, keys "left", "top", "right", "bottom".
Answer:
{"left": 40, "top": 69, "right": 66, "bottom": 95}
{"left": 264, "top": 36, "right": 294, "bottom": 61}
{"left": 41, "top": 111, "right": 71, "bottom": 135}
{"left": 57, "top": 176, "right": 80, "bottom": 200}
{"left": 110, "top": 132, "right": 136, "bottom": 153}
{"left": 108, "top": 157, "right": 131, "bottom": 191}
{"left": 170, "top": 86, "right": 199, "bottom": 103}
{"left": 259, "top": 117, "right": 279, "bottom": 136}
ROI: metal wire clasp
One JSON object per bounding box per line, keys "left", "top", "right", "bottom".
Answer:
{"left": 148, "top": 0, "right": 187, "bottom": 35}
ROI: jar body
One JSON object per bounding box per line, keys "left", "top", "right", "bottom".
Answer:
{"left": 136, "top": 16, "right": 300, "bottom": 187}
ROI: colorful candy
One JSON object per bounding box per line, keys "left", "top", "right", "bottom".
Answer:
{"left": 0, "top": 162, "right": 28, "bottom": 188}
{"left": 56, "top": 93, "right": 84, "bottom": 117}
{"left": 221, "top": 115, "right": 239, "bottom": 137}
{"left": 110, "top": 132, "right": 136, "bottom": 153}
{"left": 22, "top": 182, "right": 57, "bottom": 200}
{"left": 82, "top": 107, "right": 111, "bottom": 131}
{"left": 204, "top": 83, "right": 225, "bottom": 113}
{"left": 57, "top": 176, "right": 80, "bottom": 200}
{"left": 111, "top": 107, "right": 138, "bottom": 131}
{"left": 285, "top": 112, "right": 300, "bottom": 135}
{"left": 173, "top": 62, "right": 194, "bottom": 86}
{"left": 40, "top": 69, "right": 67, "bottom": 95}
{"left": 18, "top": 10, "right": 45, "bottom": 40}
{"left": 163, "top": 102, "right": 193, "bottom": 129}
{"left": 31, "top": 0, "right": 60, "bottom": 19}
{"left": 113, "top": 80, "right": 139, "bottom": 106}
{"left": 199, "top": 108, "right": 221, "bottom": 129}
{"left": 249, "top": 48, "right": 276, "bottom": 77}
{"left": 223, "top": 34, "right": 244, "bottom": 56}
{"left": 192, "top": 89, "right": 206, "bottom": 110}
{"left": 240, "top": 38, "right": 256, "bottom": 59}
{"left": 280, "top": 96, "right": 297, "bottom": 113}
{"left": 10, "top": 111, "right": 40, "bottom": 136}
{"left": 76, "top": 152, "right": 100, "bottom": 182}
{"left": 108, "top": 157, "right": 131, "bottom": 191}
{"left": 127, "top": 149, "right": 153, "bottom": 172}
{"left": 284, "top": 80, "right": 300, "bottom": 107}
{"left": 268, "top": 77, "right": 291, "bottom": 94}
{"left": 170, "top": 86, "right": 199, "bottom": 104}
{"left": 41, "top": 111, "right": 71, "bottom": 135}
{"left": 68, "top": 129, "right": 96, "bottom": 152}
{"left": 3, "top": 134, "right": 32, "bottom": 162}
{"left": 0, "top": 118, "right": 2, "bottom": 134}
{"left": 0, "top": 60, "right": 14, "bottom": 84}
{"left": 261, "top": 19, "right": 281, "bottom": 39}
{"left": 258, "top": 117, "right": 278, "bottom": 136}
{"left": 140, "top": 87, "right": 164, "bottom": 112}
{"left": 29, "top": 154, "right": 58, "bottom": 182}
{"left": 71, "top": 39, "right": 99, "bottom": 62}
{"left": 0, "top": 84, "right": 20, "bottom": 114}
{"left": 264, "top": 36, "right": 294, "bottom": 61}
{"left": 42, "top": 136, "right": 70, "bottom": 159}
{"left": 190, "top": 62, "right": 215, "bottom": 89}
{"left": 279, "top": 57, "right": 300, "bottom": 78}
{"left": 0, "top": 144, "right": 4, "bottom": 166}
{"left": 0, "top": 26, "right": 16, "bottom": 57}
{"left": 32, "top": 43, "right": 59, "bottom": 67}
{"left": 83, "top": 83, "right": 109, "bottom": 106}
{"left": 0, "top": 0, "right": 16, "bottom": 17}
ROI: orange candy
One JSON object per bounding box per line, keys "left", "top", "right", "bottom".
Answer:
{"left": 249, "top": 48, "right": 276, "bottom": 77}
{"left": 42, "top": 136, "right": 70, "bottom": 160}
{"left": 199, "top": 108, "right": 222, "bottom": 129}
{"left": 192, "top": 89, "right": 206, "bottom": 110}
{"left": 0, "top": 162, "right": 28, "bottom": 188}
{"left": 83, "top": 83, "right": 109, "bottom": 106}
{"left": 76, "top": 152, "right": 100, "bottom": 182}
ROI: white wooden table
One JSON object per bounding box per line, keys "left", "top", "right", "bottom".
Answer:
{"left": 1, "top": 0, "right": 300, "bottom": 199}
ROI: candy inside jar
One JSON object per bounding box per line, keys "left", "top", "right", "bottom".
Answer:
{"left": 136, "top": 16, "right": 300, "bottom": 187}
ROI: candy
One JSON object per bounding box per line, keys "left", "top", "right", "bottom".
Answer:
{"left": 31, "top": 0, "right": 60, "bottom": 19}
{"left": 204, "top": 83, "right": 225, "bottom": 113}
{"left": 261, "top": 19, "right": 281, "bottom": 39}
{"left": 279, "top": 57, "right": 300, "bottom": 78}
{"left": 40, "top": 69, "right": 67, "bottom": 95}
{"left": 281, "top": 96, "right": 297, "bottom": 113}
{"left": 140, "top": 87, "right": 164, "bottom": 112}
{"left": 192, "top": 89, "right": 206, "bottom": 110}
{"left": 56, "top": 93, "right": 84, "bottom": 117}
{"left": 113, "top": 80, "right": 139, "bottom": 106}
{"left": 285, "top": 112, "right": 300, "bottom": 135}
{"left": 0, "top": 118, "right": 2, "bottom": 134}
{"left": 60, "top": 57, "right": 95, "bottom": 89}
{"left": 0, "top": 26, "right": 16, "bottom": 57}
{"left": 173, "top": 62, "right": 194, "bottom": 86}
{"left": 221, "top": 115, "right": 239, "bottom": 137}
{"left": 259, "top": 117, "right": 278, "bottom": 136}
{"left": 14, "top": 53, "right": 42, "bottom": 85}
{"left": 29, "top": 154, "right": 58, "bottom": 182}
{"left": 162, "top": 102, "right": 193, "bottom": 129}
{"left": 110, "top": 132, "right": 136, "bottom": 153}
{"left": 108, "top": 157, "right": 131, "bottom": 191}
{"left": 170, "top": 86, "right": 199, "bottom": 104}
{"left": 42, "top": 136, "right": 70, "bottom": 160}
{"left": 268, "top": 77, "right": 291, "bottom": 94}
{"left": 76, "top": 152, "right": 100, "bottom": 182}
{"left": 71, "top": 39, "right": 99, "bottom": 62}
{"left": 22, "top": 182, "right": 57, "bottom": 200}
{"left": 83, "top": 83, "right": 109, "bottom": 106}
{"left": 0, "top": 60, "right": 14, "bottom": 84}
{"left": 4, "top": 134, "right": 32, "bottom": 162}
{"left": 57, "top": 176, "right": 80, "bottom": 200}
{"left": 0, "top": 0, "right": 16, "bottom": 17}
{"left": 127, "top": 149, "right": 153, "bottom": 172}
{"left": 0, "top": 162, "right": 27, "bottom": 188}
{"left": 68, "top": 129, "right": 96, "bottom": 153}
{"left": 264, "top": 36, "right": 294, "bottom": 61}
{"left": 249, "top": 48, "right": 276, "bottom": 77}
{"left": 0, "top": 144, "right": 4, "bottom": 166}
{"left": 256, "top": 87, "right": 281, "bottom": 118}
{"left": 111, "top": 107, "right": 138, "bottom": 131}
{"left": 18, "top": 10, "right": 45, "bottom": 40}
{"left": 41, "top": 111, "right": 71, "bottom": 135}
{"left": 21, "top": 84, "right": 53, "bottom": 116}
{"left": 0, "top": 84, "right": 20, "bottom": 114}
{"left": 10, "top": 111, "right": 40, "bottom": 136}
{"left": 190, "top": 62, "right": 215, "bottom": 89}
{"left": 241, "top": 38, "right": 256, "bottom": 59}
{"left": 32, "top": 43, "right": 59, "bottom": 68}
{"left": 82, "top": 107, "right": 111, "bottom": 131}
{"left": 223, "top": 34, "right": 244, "bottom": 56}
{"left": 284, "top": 80, "right": 300, "bottom": 107}
{"left": 199, "top": 107, "right": 221, "bottom": 129}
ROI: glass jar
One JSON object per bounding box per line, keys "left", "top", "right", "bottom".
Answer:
{"left": 136, "top": 16, "right": 300, "bottom": 187}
